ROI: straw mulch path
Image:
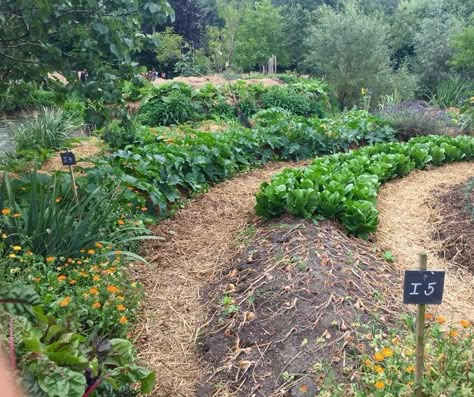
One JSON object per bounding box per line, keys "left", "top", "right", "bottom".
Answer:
{"left": 135, "top": 161, "right": 308, "bottom": 397}
{"left": 376, "top": 161, "right": 474, "bottom": 322}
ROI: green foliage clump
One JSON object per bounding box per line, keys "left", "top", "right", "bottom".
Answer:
{"left": 429, "top": 75, "right": 474, "bottom": 108}
{"left": 255, "top": 135, "right": 474, "bottom": 238}
{"left": 13, "top": 107, "right": 77, "bottom": 152}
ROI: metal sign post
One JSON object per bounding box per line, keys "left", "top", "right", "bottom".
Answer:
{"left": 60, "top": 151, "right": 78, "bottom": 201}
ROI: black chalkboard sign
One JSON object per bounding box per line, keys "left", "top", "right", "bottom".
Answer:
{"left": 403, "top": 270, "right": 445, "bottom": 305}
{"left": 60, "top": 151, "right": 76, "bottom": 166}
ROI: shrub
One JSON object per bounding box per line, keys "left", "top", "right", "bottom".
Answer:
{"left": 102, "top": 119, "right": 143, "bottom": 149}
{"left": 13, "top": 107, "right": 77, "bottom": 151}
{"left": 428, "top": 75, "right": 474, "bottom": 108}
{"left": 378, "top": 101, "right": 452, "bottom": 141}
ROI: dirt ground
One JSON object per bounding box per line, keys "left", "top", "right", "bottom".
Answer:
{"left": 431, "top": 180, "right": 474, "bottom": 273}
{"left": 151, "top": 75, "right": 284, "bottom": 89}
{"left": 197, "top": 218, "right": 399, "bottom": 397}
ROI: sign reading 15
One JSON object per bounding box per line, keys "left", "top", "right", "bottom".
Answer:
{"left": 403, "top": 270, "right": 446, "bottom": 305}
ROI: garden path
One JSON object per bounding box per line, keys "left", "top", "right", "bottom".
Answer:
{"left": 135, "top": 161, "right": 308, "bottom": 397}
{"left": 376, "top": 161, "right": 474, "bottom": 322}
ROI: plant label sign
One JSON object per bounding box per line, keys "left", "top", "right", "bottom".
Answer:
{"left": 60, "top": 151, "right": 76, "bottom": 166}
{"left": 403, "top": 270, "right": 445, "bottom": 305}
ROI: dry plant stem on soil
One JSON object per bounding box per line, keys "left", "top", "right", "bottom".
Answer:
{"left": 135, "top": 161, "right": 309, "bottom": 397}
{"left": 376, "top": 161, "right": 474, "bottom": 321}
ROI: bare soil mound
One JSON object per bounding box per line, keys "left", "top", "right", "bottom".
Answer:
{"left": 431, "top": 180, "right": 474, "bottom": 273}
{"left": 197, "top": 218, "right": 399, "bottom": 397}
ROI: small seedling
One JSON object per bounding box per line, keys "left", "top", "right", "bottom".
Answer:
{"left": 383, "top": 250, "right": 395, "bottom": 263}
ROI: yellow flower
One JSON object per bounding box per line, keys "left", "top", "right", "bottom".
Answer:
{"left": 382, "top": 347, "right": 393, "bottom": 358}
{"left": 117, "top": 219, "right": 125, "bottom": 225}
{"left": 76, "top": 260, "right": 83, "bottom": 265}
{"left": 406, "top": 365, "right": 414, "bottom": 373}
{"left": 119, "top": 316, "right": 128, "bottom": 324}
{"left": 8, "top": 254, "right": 16, "bottom": 258}
{"left": 92, "top": 302, "right": 101, "bottom": 309}
{"left": 26, "top": 250, "right": 33, "bottom": 255}
{"left": 374, "top": 352, "right": 385, "bottom": 362}
{"left": 80, "top": 249, "right": 85, "bottom": 253}
{"left": 107, "top": 285, "right": 120, "bottom": 294}
{"left": 59, "top": 297, "right": 71, "bottom": 307}
{"left": 374, "top": 381, "right": 384, "bottom": 390}
{"left": 460, "top": 320, "right": 471, "bottom": 328}
{"left": 89, "top": 287, "right": 99, "bottom": 295}
{"left": 83, "top": 293, "right": 90, "bottom": 300}
{"left": 106, "top": 267, "right": 116, "bottom": 275}
{"left": 141, "top": 207, "right": 147, "bottom": 212}
{"left": 116, "top": 304, "right": 126, "bottom": 311}
{"left": 1, "top": 208, "right": 11, "bottom": 216}
{"left": 436, "top": 316, "right": 446, "bottom": 325}
{"left": 57, "top": 275, "right": 67, "bottom": 281}
{"left": 79, "top": 271, "right": 88, "bottom": 277}
{"left": 117, "top": 295, "right": 125, "bottom": 301}
{"left": 374, "top": 365, "right": 384, "bottom": 374}
{"left": 364, "top": 359, "right": 373, "bottom": 367}
{"left": 95, "top": 242, "right": 103, "bottom": 249}
{"left": 55, "top": 197, "right": 62, "bottom": 203}
{"left": 13, "top": 213, "right": 21, "bottom": 218}
{"left": 93, "top": 275, "right": 101, "bottom": 281}
{"left": 12, "top": 246, "right": 21, "bottom": 251}
{"left": 87, "top": 249, "right": 95, "bottom": 255}
{"left": 46, "top": 256, "right": 55, "bottom": 263}
{"left": 449, "top": 330, "right": 459, "bottom": 338}
{"left": 69, "top": 280, "right": 77, "bottom": 285}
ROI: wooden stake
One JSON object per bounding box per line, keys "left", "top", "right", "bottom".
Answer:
{"left": 415, "top": 253, "right": 427, "bottom": 397}
{"left": 69, "top": 164, "right": 78, "bottom": 202}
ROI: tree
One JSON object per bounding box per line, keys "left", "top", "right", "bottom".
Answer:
{"left": 0, "top": 0, "right": 174, "bottom": 105}
{"left": 233, "top": 0, "right": 288, "bottom": 71}
{"left": 153, "top": 27, "right": 185, "bottom": 75}
{"left": 451, "top": 21, "right": 474, "bottom": 71}
{"left": 304, "top": 1, "right": 416, "bottom": 108}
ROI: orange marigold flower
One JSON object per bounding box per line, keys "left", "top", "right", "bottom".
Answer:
{"left": 1, "top": 208, "right": 11, "bottom": 216}
{"left": 449, "top": 330, "right": 459, "bottom": 338}
{"left": 406, "top": 365, "right": 414, "bottom": 373}
{"left": 116, "top": 304, "right": 126, "bottom": 311}
{"left": 425, "top": 313, "right": 433, "bottom": 320}
{"left": 107, "top": 285, "right": 120, "bottom": 294}
{"left": 93, "top": 275, "right": 101, "bottom": 281}
{"left": 141, "top": 207, "right": 147, "bottom": 212}
{"left": 76, "top": 260, "right": 83, "bottom": 265}
{"left": 119, "top": 316, "right": 128, "bottom": 324}
{"left": 57, "top": 275, "right": 67, "bottom": 281}
{"left": 69, "top": 280, "right": 77, "bottom": 285}
{"left": 89, "top": 287, "right": 99, "bottom": 295}
{"left": 92, "top": 302, "right": 101, "bottom": 309}
{"left": 364, "top": 359, "right": 373, "bottom": 367}
{"left": 460, "top": 320, "right": 471, "bottom": 328}
{"left": 437, "top": 316, "right": 446, "bottom": 325}
{"left": 117, "top": 219, "right": 125, "bottom": 225}
{"left": 374, "top": 365, "right": 384, "bottom": 374}
{"left": 46, "top": 256, "right": 55, "bottom": 263}
{"left": 33, "top": 277, "right": 41, "bottom": 282}
{"left": 106, "top": 267, "right": 116, "bottom": 275}
{"left": 95, "top": 242, "right": 103, "bottom": 249}
{"left": 87, "top": 249, "right": 95, "bottom": 255}
{"left": 374, "top": 381, "right": 385, "bottom": 390}
{"left": 67, "top": 258, "right": 73, "bottom": 263}
{"left": 374, "top": 352, "right": 384, "bottom": 362}
{"left": 382, "top": 347, "right": 393, "bottom": 358}
{"left": 59, "top": 297, "right": 71, "bottom": 307}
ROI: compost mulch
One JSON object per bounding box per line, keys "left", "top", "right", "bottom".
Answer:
{"left": 432, "top": 181, "right": 474, "bottom": 273}
{"left": 197, "top": 217, "right": 400, "bottom": 397}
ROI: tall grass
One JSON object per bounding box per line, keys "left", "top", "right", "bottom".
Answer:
{"left": 12, "top": 107, "right": 77, "bottom": 151}
{"left": 428, "top": 75, "right": 474, "bottom": 108}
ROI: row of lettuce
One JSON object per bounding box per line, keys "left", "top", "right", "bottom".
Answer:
{"left": 255, "top": 135, "right": 474, "bottom": 237}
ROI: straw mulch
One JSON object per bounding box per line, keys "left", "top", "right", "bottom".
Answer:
{"left": 40, "top": 137, "right": 104, "bottom": 175}
{"left": 134, "top": 161, "right": 308, "bottom": 397}
{"left": 152, "top": 75, "right": 283, "bottom": 89}
{"left": 376, "top": 161, "right": 474, "bottom": 322}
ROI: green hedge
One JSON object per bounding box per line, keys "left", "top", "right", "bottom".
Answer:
{"left": 255, "top": 135, "right": 474, "bottom": 238}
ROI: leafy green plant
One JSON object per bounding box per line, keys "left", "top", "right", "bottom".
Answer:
{"left": 255, "top": 135, "right": 474, "bottom": 237}
{"left": 428, "top": 75, "right": 474, "bottom": 108}
{"left": 13, "top": 107, "right": 77, "bottom": 152}
{"left": 0, "top": 168, "right": 149, "bottom": 258}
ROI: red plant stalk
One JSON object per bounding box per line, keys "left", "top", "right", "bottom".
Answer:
{"left": 9, "top": 316, "right": 16, "bottom": 371}
{"left": 83, "top": 376, "right": 106, "bottom": 397}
